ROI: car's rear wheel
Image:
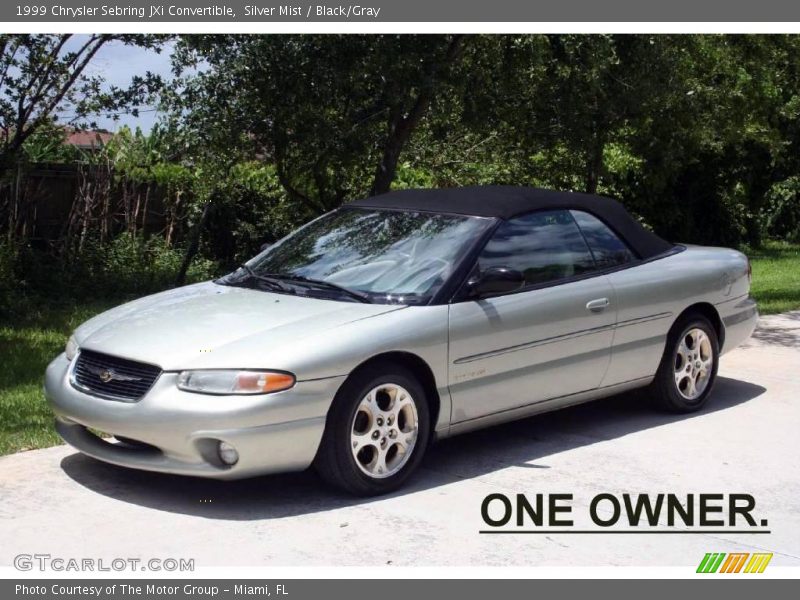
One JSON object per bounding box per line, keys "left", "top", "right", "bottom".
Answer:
{"left": 650, "top": 314, "right": 720, "bottom": 412}
{"left": 314, "top": 363, "right": 430, "bottom": 495}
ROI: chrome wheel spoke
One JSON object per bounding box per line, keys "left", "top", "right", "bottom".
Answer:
{"left": 365, "top": 389, "right": 379, "bottom": 412}
{"left": 373, "top": 448, "right": 389, "bottom": 476}
{"left": 684, "top": 374, "right": 697, "bottom": 398}
{"left": 351, "top": 433, "right": 371, "bottom": 453}
{"left": 392, "top": 393, "right": 412, "bottom": 416}
{"left": 694, "top": 372, "right": 706, "bottom": 394}
{"left": 397, "top": 430, "right": 417, "bottom": 449}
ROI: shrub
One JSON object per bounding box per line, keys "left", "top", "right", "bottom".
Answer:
{"left": 94, "top": 233, "right": 217, "bottom": 295}
{"left": 763, "top": 177, "right": 800, "bottom": 243}
{"left": 200, "top": 162, "right": 301, "bottom": 270}
{"left": 6, "top": 234, "right": 217, "bottom": 311}
{"left": 0, "top": 242, "right": 18, "bottom": 316}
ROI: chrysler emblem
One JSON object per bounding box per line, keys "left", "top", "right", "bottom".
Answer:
{"left": 87, "top": 365, "right": 141, "bottom": 383}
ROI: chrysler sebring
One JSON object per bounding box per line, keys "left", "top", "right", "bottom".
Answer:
{"left": 45, "top": 187, "right": 758, "bottom": 495}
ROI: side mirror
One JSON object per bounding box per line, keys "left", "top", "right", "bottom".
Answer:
{"left": 467, "top": 266, "right": 525, "bottom": 298}
{"left": 260, "top": 242, "right": 272, "bottom": 252}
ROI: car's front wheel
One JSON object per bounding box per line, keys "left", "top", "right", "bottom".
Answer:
{"left": 651, "top": 314, "right": 720, "bottom": 412}
{"left": 314, "top": 363, "right": 430, "bottom": 495}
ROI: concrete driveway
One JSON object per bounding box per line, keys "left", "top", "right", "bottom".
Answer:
{"left": 1, "top": 312, "right": 798, "bottom": 568}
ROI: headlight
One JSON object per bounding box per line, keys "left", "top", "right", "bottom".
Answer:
{"left": 177, "top": 370, "right": 296, "bottom": 395}
{"left": 65, "top": 336, "right": 79, "bottom": 361}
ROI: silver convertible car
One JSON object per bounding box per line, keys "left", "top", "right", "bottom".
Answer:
{"left": 45, "top": 187, "right": 758, "bottom": 495}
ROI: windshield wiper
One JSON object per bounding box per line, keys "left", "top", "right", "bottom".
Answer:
{"left": 234, "top": 265, "right": 292, "bottom": 293}
{"left": 262, "top": 273, "right": 373, "bottom": 303}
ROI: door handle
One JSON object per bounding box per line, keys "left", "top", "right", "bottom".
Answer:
{"left": 586, "top": 298, "right": 610, "bottom": 312}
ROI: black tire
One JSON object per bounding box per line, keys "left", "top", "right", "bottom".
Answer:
{"left": 650, "top": 313, "right": 720, "bottom": 413}
{"left": 314, "top": 362, "right": 430, "bottom": 496}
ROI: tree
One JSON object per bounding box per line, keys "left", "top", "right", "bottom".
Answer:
{"left": 0, "top": 34, "right": 168, "bottom": 243}
{"left": 0, "top": 34, "right": 165, "bottom": 178}
{"left": 169, "top": 34, "right": 469, "bottom": 214}
{"left": 619, "top": 35, "right": 800, "bottom": 245}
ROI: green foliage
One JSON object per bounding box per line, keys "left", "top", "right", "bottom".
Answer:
{"left": 0, "top": 34, "right": 165, "bottom": 177}
{"left": 170, "top": 34, "right": 468, "bottom": 211}
{"left": 165, "top": 34, "right": 798, "bottom": 249}
{"left": 763, "top": 177, "right": 800, "bottom": 242}
{"left": 21, "top": 125, "right": 82, "bottom": 164}
{"left": 200, "top": 162, "right": 299, "bottom": 269}
{"left": 0, "top": 241, "right": 16, "bottom": 315}
{"left": 7, "top": 234, "right": 216, "bottom": 311}
{"left": 392, "top": 163, "right": 437, "bottom": 190}
{"left": 99, "top": 233, "right": 216, "bottom": 293}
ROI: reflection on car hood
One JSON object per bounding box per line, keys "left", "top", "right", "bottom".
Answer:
{"left": 74, "top": 281, "right": 405, "bottom": 371}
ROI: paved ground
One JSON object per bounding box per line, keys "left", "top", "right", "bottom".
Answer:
{"left": 1, "top": 312, "right": 799, "bottom": 568}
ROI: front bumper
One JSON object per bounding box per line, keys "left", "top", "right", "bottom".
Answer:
{"left": 45, "top": 353, "right": 346, "bottom": 480}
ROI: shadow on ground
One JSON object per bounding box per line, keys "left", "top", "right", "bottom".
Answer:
{"left": 749, "top": 311, "right": 800, "bottom": 348}
{"left": 60, "top": 376, "right": 765, "bottom": 520}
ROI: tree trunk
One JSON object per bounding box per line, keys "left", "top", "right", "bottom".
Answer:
{"left": 141, "top": 183, "right": 151, "bottom": 234}
{"left": 370, "top": 35, "right": 467, "bottom": 196}
{"left": 175, "top": 201, "right": 212, "bottom": 287}
{"left": 585, "top": 156, "right": 600, "bottom": 195}
{"left": 371, "top": 109, "right": 412, "bottom": 196}
{"left": 8, "top": 163, "right": 22, "bottom": 242}
{"left": 584, "top": 132, "right": 605, "bottom": 195}
{"left": 99, "top": 162, "right": 112, "bottom": 244}
{"left": 166, "top": 190, "right": 181, "bottom": 248}
{"left": 77, "top": 179, "right": 92, "bottom": 255}
{"left": 132, "top": 188, "right": 141, "bottom": 237}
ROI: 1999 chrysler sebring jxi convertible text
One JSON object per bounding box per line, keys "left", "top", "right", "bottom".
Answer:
{"left": 45, "top": 187, "right": 758, "bottom": 495}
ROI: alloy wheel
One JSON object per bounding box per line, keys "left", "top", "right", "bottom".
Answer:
{"left": 350, "top": 383, "right": 419, "bottom": 479}
{"left": 673, "top": 327, "right": 714, "bottom": 401}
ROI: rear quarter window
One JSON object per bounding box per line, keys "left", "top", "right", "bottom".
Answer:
{"left": 571, "top": 210, "right": 636, "bottom": 269}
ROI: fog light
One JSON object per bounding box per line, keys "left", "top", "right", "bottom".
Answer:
{"left": 217, "top": 441, "right": 239, "bottom": 466}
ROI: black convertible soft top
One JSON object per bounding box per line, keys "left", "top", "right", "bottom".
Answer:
{"left": 350, "top": 186, "right": 673, "bottom": 259}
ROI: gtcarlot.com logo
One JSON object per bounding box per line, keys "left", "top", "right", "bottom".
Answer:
{"left": 14, "top": 553, "right": 195, "bottom": 572}
{"left": 697, "top": 552, "right": 772, "bottom": 573}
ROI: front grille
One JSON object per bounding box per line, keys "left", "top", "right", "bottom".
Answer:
{"left": 72, "top": 349, "right": 162, "bottom": 402}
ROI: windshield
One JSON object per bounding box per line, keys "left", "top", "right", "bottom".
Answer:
{"left": 220, "top": 208, "right": 492, "bottom": 304}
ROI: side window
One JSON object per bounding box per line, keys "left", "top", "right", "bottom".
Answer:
{"left": 570, "top": 210, "right": 636, "bottom": 269}
{"left": 478, "top": 209, "right": 595, "bottom": 287}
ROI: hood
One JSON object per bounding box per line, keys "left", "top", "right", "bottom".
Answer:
{"left": 74, "top": 281, "right": 405, "bottom": 370}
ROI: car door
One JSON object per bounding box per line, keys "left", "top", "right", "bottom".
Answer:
{"left": 567, "top": 209, "right": 653, "bottom": 387}
{"left": 448, "top": 209, "right": 617, "bottom": 423}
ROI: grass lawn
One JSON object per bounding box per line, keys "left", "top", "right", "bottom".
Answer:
{"left": 0, "top": 241, "right": 798, "bottom": 457}
{"left": 746, "top": 241, "right": 800, "bottom": 315}
{"left": 0, "top": 299, "right": 116, "bottom": 455}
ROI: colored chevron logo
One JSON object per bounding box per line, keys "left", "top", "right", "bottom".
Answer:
{"left": 697, "top": 552, "right": 773, "bottom": 573}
